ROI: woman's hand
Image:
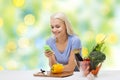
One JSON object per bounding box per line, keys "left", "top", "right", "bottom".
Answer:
{"left": 44, "top": 50, "right": 57, "bottom": 67}
{"left": 45, "top": 50, "right": 53, "bottom": 58}
{"left": 80, "top": 61, "right": 90, "bottom": 76}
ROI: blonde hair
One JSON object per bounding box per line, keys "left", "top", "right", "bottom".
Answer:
{"left": 50, "top": 12, "right": 74, "bottom": 35}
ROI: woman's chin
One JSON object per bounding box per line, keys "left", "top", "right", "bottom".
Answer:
{"left": 53, "top": 35, "right": 57, "bottom": 38}
{"left": 54, "top": 35, "right": 58, "bottom": 38}
{"left": 53, "top": 35, "right": 59, "bottom": 38}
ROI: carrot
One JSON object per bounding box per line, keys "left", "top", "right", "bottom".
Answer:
{"left": 91, "top": 63, "right": 102, "bottom": 76}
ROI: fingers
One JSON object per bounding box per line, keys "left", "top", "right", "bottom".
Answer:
{"left": 86, "top": 66, "right": 90, "bottom": 71}
{"left": 84, "top": 66, "right": 90, "bottom": 76}
{"left": 87, "top": 73, "right": 95, "bottom": 80}
{"left": 45, "top": 51, "right": 53, "bottom": 57}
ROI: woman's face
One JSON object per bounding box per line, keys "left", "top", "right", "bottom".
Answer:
{"left": 50, "top": 18, "right": 67, "bottom": 38}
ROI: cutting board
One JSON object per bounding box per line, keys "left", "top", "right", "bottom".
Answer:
{"left": 33, "top": 71, "right": 73, "bottom": 78}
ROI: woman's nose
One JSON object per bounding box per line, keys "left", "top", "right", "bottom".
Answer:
{"left": 52, "top": 28, "right": 57, "bottom": 32}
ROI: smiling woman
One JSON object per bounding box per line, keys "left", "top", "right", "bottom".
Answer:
{"left": 44, "top": 12, "right": 82, "bottom": 73}
{"left": 0, "top": 0, "right": 119, "bottom": 71}
{"left": 50, "top": 18, "right": 66, "bottom": 39}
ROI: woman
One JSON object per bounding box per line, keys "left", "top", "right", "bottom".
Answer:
{"left": 45, "top": 12, "right": 82, "bottom": 72}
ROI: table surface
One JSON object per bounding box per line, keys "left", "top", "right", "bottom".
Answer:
{"left": 0, "top": 70, "right": 120, "bottom": 80}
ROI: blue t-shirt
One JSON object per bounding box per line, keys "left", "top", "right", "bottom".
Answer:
{"left": 46, "top": 35, "right": 82, "bottom": 65}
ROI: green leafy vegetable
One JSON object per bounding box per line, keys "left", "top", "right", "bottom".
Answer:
{"left": 89, "top": 51, "right": 106, "bottom": 70}
{"left": 89, "top": 41, "right": 106, "bottom": 70}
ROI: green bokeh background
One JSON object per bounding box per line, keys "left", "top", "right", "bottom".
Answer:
{"left": 0, "top": 0, "right": 120, "bottom": 70}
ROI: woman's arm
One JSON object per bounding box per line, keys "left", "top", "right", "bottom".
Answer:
{"left": 45, "top": 51, "right": 57, "bottom": 67}
{"left": 63, "top": 50, "right": 77, "bottom": 72}
{"left": 48, "top": 53, "right": 57, "bottom": 67}
{"left": 63, "top": 36, "right": 82, "bottom": 72}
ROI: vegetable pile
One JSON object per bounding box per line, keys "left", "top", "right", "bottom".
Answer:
{"left": 89, "top": 42, "right": 106, "bottom": 70}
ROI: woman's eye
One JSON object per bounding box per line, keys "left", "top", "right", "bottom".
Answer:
{"left": 51, "top": 26, "right": 54, "bottom": 29}
{"left": 56, "top": 25, "right": 60, "bottom": 28}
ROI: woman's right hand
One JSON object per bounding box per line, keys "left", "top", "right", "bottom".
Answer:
{"left": 44, "top": 50, "right": 53, "bottom": 58}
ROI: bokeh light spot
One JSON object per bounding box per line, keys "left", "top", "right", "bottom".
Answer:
{"left": 24, "top": 14, "right": 35, "bottom": 25}
{"left": 0, "top": 17, "right": 3, "bottom": 28}
{"left": 6, "top": 41, "right": 17, "bottom": 53}
{"left": 107, "top": 33, "right": 118, "bottom": 44}
{"left": 18, "top": 38, "right": 30, "bottom": 48}
{"left": 6, "top": 60, "right": 18, "bottom": 70}
{"left": 17, "top": 23, "right": 27, "bottom": 36}
{"left": 13, "top": 0, "right": 25, "bottom": 7}
{"left": 0, "top": 66, "right": 4, "bottom": 70}
{"left": 96, "top": 33, "right": 106, "bottom": 43}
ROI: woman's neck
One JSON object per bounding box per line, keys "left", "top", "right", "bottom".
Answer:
{"left": 56, "top": 34, "right": 68, "bottom": 44}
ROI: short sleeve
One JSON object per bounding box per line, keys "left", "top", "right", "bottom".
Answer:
{"left": 72, "top": 37, "right": 82, "bottom": 50}
{"left": 46, "top": 37, "right": 54, "bottom": 49}
{"left": 46, "top": 39, "right": 49, "bottom": 45}
{"left": 45, "top": 37, "right": 53, "bottom": 48}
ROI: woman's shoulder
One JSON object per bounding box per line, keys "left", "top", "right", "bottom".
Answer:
{"left": 46, "top": 37, "right": 55, "bottom": 44}
{"left": 69, "top": 35, "right": 80, "bottom": 41}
